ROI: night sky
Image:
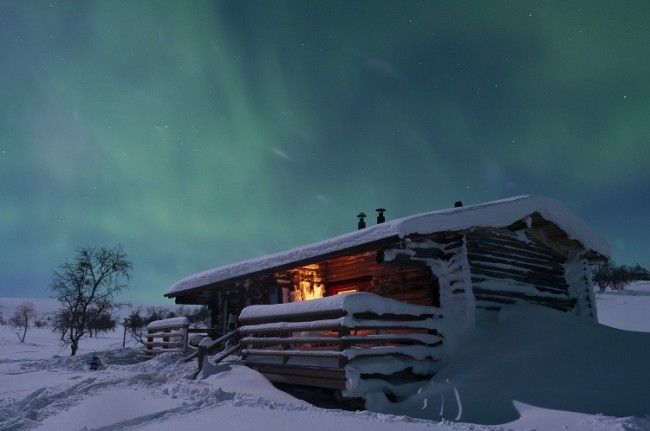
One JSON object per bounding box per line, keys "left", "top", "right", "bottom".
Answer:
{"left": 1, "top": 1, "right": 649, "bottom": 301}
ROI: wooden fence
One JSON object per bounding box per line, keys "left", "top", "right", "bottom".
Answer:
{"left": 145, "top": 317, "right": 190, "bottom": 357}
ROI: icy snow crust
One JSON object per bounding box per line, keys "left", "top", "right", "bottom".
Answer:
{"left": 167, "top": 195, "right": 610, "bottom": 296}
{"left": 146, "top": 316, "right": 189, "bottom": 330}
{"left": 239, "top": 292, "right": 439, "bottom": 320}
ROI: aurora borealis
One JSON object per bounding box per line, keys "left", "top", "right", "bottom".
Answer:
{"left": 1, "top": 1, "right": 649, "bottom": 301}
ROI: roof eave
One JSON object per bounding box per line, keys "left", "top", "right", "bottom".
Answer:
{"left": 164, "top": 235, "right": 401, "bottom": 299}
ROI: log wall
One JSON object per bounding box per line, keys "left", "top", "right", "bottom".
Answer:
{"left": 382, "top": 234, "right": 471, "bottom": 326}
{"left": 465, "top": 228, "right": 575, "bottom": 312}
{"left": 279, "top": 251, "right": 439, "bottom": 307}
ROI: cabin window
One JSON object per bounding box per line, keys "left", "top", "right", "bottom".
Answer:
{"left": 291, "top": 265, "right": 325, "bottom": 301}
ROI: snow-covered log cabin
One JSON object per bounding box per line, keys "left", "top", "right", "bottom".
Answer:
{"left": 165, "top": 196, "right": 609, "bottom": 400}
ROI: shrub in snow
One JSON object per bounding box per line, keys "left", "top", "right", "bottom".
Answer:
{"left": 33, "top": 318, "right": 47, "bottom": 329}
{"left": 125, "top": 307, "right": 169, "bottom": 345}
{"left": 86, "top": 309, "right": 117, "bottom": 337}
{"left": 10, "top": 302, "right": 36, "bottom": 343}
{"left": 593, "top": 261, "right": 650, "bottom": 292}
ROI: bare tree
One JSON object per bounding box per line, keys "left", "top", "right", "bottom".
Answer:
{"left": 50, "top": 246, "right": 132, "bottom": 356}
{"left": 11, "top": 302, "right": 36, "bottom": 343}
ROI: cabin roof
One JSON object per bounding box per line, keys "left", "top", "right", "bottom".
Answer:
{"left": 166, "top": 195, "right": 610, "bottom": 297}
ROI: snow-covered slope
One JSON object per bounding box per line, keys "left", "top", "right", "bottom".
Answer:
{"left": 595, "top": 280, "right": 650, "bottom": 332}
{"left": 1, "top": 282, "right": 649, "bottom": 431}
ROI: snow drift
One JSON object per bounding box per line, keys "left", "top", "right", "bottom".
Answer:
{"left": 372, "top": 303, "right": 650, "bottom": 424}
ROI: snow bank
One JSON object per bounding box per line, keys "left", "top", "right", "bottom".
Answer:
{"left": 369, "top": 303, "right": 650, "bottom": 423}
{"left": 596, "top": 281, "right": 650, "bottom": 332}
{"left": 167, "top": 195, "right": 610, "bottom": 295}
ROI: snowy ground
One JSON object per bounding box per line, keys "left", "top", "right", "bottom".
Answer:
{"left": 1, "top": 282, "right": 649, "bottom": 431}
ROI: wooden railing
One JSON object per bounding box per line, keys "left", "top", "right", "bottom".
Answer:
{"left": 237, "top": 293, "right": 443, "bottom": 394}
{"left": 145, "top": 318, "right": 189, "bottom": 357}
{"left": 187, "top": 327, "right": 222, "bottom": 340}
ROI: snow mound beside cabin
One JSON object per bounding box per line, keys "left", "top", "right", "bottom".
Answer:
{"left": 370, "top": 303, "right": 650, "bottom": 424}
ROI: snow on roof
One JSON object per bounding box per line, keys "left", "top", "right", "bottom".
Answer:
{"left": 166, "top": 195, "right": 610, "bottom": 296}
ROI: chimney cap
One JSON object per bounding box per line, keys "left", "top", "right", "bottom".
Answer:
{"left": 375, "top": 208, "right": 386, "bottom": 213}
{"left": 356, "top": 212, "right": 367, "bottom": 218}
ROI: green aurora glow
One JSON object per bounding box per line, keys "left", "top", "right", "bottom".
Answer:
{"left": 1, "top": 1, "right": 649, "bottom": 301}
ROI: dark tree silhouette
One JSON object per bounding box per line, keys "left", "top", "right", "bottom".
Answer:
{"left": 50, "top": 246, "right": 132, "bottom": 356}
{"left": 593, "top": 261, "right": 650, "bottom": 293}
{"left": 86, "top": 308, "right": 117, "bottom": 337}
{"left": 11, "top": 302, "right": 36, "bottom": 343}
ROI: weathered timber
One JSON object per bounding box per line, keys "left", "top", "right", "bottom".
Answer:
{"left": 469, "top": 266, "right": 569, "bottom": 291}
{"left": 239, "top": 322, "right": 342, "bottom": 335}
{"left": 466, "top": 230, "right": 563, "bottom": 255}
{"left": 248, "top": 363, "right": 346, "bottom": 379}
{"left": 212, "top": 344, "right": 241, "bottom": 363}
{"left": 184, "top": 329, "right": 239, "bottom": 362}
{"left": 468, "top": 261, "right": 567, "bottom": 285}
{"left": 471, "top": 278, "right": 567, "bottom": 298}
{"left": 187, "top": 327, "right": 220, "bottom": 334}
{"left": 409, "top": 247, "right": 450, "bottom": 259}
{"left": 242, "top": 348, "right": 344, "bottom": 358}
{"left": 145, "top": 341, "right": 185, "bottom": 348}
{"left": 467, "top": 243, "right": 564, "bottom": 268}
{"left": 466, "top": 245, "right": 565, "bottom": 269}
{"left": 467, "top": 253, "right": 565, "bottom": 276}
{"left": 376, "top": 290, "right": 436, "bottom": 304}
{"left": 389, "top": 253, "right": 432, "bottom": 267}
{"left": 466, "top": 236, "right": 562, "bottom": 261}
{"left": 472, "top": 287, "right": 574, "bottom": 309}
{"left": 352, "top": 311, "right": 440, "bottom": 321}
{"left": 241, "top": 335, "right": 441, "bottom": 347}
{"left": 248, "top": 367, "right": 347, "bottom": 390}
{"left": 473, "top": 294, "right": 517, "bottom": 305}
{"left": 472, "top": 281, "right": 569, "bottom": 302}
{"left": 239, "top": 309, "right": 346, "bottom": 326}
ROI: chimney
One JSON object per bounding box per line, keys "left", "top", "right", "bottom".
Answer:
{"left": 454, "top": 201, "right": 463, "bottom": 208}
{"left": 376, "top": 208, "right": 386, "bottom": 224}
{"left": 357, "top": 212, "right": 367, "bottom": 229}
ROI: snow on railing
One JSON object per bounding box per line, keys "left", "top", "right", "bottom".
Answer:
{"left": 238, "top": 292, "right": 443, "bottom": 400}
{"left": 145, "top": 317, "right": 190, "bottom": 357}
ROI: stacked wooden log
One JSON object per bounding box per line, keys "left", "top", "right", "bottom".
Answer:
{"left": 466, "top": 229, "right": 575, "bottom": 312}
{"left": 237, "top": 293, "right": 443, "bottom": 401}
{"left": 145, "top": 317, "right": 190, "bottom": 357}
